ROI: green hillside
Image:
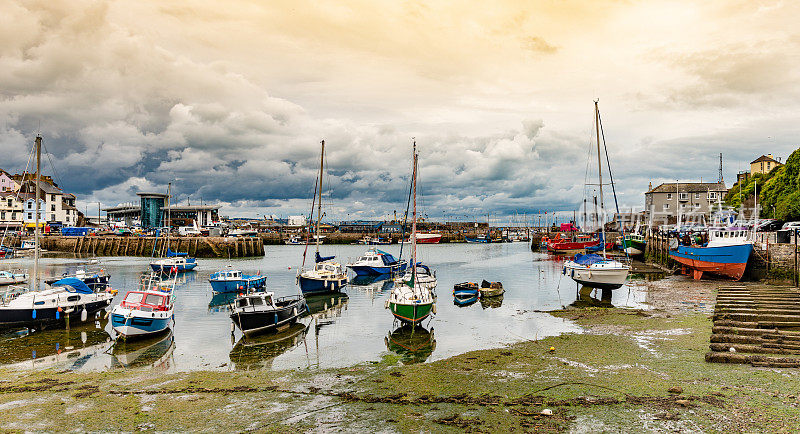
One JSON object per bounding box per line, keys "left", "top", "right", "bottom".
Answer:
{"left": 725, "top": 149, "right": 799, "bottom": 220}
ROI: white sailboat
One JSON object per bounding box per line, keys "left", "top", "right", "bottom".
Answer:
{"left": 564, "top": 101, "right": 630, "bottom": 290}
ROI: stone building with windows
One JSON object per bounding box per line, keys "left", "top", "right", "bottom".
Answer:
{"left": 644, "top": 181, "right": 728, "bottom": 224}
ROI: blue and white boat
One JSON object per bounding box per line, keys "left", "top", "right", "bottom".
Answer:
{"left": 150, "top": 248, "right": 197, "bottom": 273}
{"left": 346, "top": 248, "right": 407, "bottom": 276}
{"left": 298, "top": 252, "right": 347, "bottom": 294}
{"left": 669, "top": 227, "right": 753, "bottom": 281}
{"left": 465, "top": 234, "right": 491, "bottom": 243}
{"left": 297, "top": 140, "right": 347, "bottom": 295}
{"left": 209, "top": 268, "right": 267, "bottom": 293}
{"left": 110, "top": 272, "right": 176, "bottom": 339}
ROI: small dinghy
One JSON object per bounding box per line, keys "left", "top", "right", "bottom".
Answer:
{"left": 229, "top": 292, "right": 307, "bottom": 337}
{"left": 453, "top": 282, "right": 480, "bottom": 298}
{"left": 0, "top": 270, "right": 28, "bottom": 286}
{"left": 479, "top": 280, "right": 504, "bottom": 297}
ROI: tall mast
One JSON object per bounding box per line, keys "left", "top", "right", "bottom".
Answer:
{"left": 411, "top": 141, "right": 418, "bottom": 286}
{"left": 166, "top": 182, "right": 171, "bottom": 255}
{"left": 315, "top": 140, "right": 325, "bottom": 253}
{"left": 594, "top": 100, "right": 604, "bottom": 211}
{"left": 33, "top": 136, "right": 41, "bottom": 291}
{"left": 594, "top": 101, "right": 607, "bottom": 256}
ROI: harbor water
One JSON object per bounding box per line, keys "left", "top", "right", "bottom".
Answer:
{"left": 0, "top": 242, "right": 649, "bottom": 372}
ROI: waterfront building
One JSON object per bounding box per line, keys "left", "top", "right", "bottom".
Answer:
{"left": 0, "top": 192, "right": 23, "bottom": 229}
{"left": 104, "top": 192, "right": 220, "bottom": 228}
{"left": 0, "top": 170, "right": 16, "bottom": 192}
{"left": 339, "top": 221, "right": 383, "bottom": 233}
{"left": 644, "top": 181, "right": 728, "bottom": 224}
{"left": 17, "top": 180, "right": 79, "bottom": 228}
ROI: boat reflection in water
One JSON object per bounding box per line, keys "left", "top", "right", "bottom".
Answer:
{"left": 385, "top": 324, "right": 436, "bottom": 364}
{"left": 480, "top": 294, "right": 504, "bottom": 309}
{"left": 569, "top": 286, "right": 614, "bottom": 309}
{"left": 348, "top": 274, "right": 393, "bottom": 305}
{"left": 111, "top": 330, "right": 175, "bottom": 370}
{"left": 0, "top": 320, "right": 112, "bottom": 370}
{"left": 208, "top": 291, "right": 238, "bottom": 312}
{"left": 229, "top": 322, "right": 309, "bottom": 370}
{"left": 305, "top": 292, "right": 349, "bottom": 316}
{"left": 453, "top": 294, "right": 479, "bottom": 307}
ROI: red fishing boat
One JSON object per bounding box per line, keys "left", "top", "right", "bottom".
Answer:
{"left": 547, "top": 234, "right": 599, "bottom": 253}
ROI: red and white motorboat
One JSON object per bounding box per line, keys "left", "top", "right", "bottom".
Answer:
{"left": 403, "top": 233, "right": 441, "bottom": 244}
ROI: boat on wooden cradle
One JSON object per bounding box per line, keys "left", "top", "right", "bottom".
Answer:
{"left": 209, "top": 268, "right": 266, "bottom": 293}
{"left": 563, "top": 100, "right": 629, "bottom": 289}
{"left": 564, "top": 253, "right": 629, "bottom": 290}
{"left": 110, "top": 272, "right": 177, "bottom": 339}
{"left": 669, "top": 227, "right": 753, "bottom": 281}
{"left": 346, "top": 247, "right": 407, "bottom": 276}
{"left": 229, "top": 292, "right": 307, "bottom": 337}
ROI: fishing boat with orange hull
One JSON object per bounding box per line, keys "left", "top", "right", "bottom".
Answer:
{"left": 669, "top": 227, "right": 753, "bottom": 281}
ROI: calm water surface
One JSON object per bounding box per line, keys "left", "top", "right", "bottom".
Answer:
{"left": 0, "top": 242, "right": 649, "bottom": 372}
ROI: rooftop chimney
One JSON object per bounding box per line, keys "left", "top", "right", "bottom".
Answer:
{"left": 768, "top": 153, "right": 774, "bottom": 159}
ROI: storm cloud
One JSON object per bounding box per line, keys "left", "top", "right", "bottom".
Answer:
{"left": 1, "top": 0, "right": 799, "bottom": 223}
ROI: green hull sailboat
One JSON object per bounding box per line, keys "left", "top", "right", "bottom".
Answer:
{"left": 387, "top": 141, "right": 436, "bottom": 325}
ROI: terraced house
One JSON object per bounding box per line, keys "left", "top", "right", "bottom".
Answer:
{"left": 644, "top": 181, "right": 728, "bottom": 224}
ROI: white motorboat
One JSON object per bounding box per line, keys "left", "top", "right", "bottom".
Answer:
{"left": 110, "top": 272, "right": 176, "bottom": 339}
{"left": 0, "top": 270, "right": 28, "bottom": 286}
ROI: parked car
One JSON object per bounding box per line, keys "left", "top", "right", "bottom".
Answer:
{"left": 782, "top": 221, "right": 800, "bottom": 230}
{"left": 756, "top": 219, "right": 782, "bottom": 232}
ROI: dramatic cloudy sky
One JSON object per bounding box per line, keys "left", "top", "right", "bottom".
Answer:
{"left": 1, "top": 0, "right": 799, "bottom": 223}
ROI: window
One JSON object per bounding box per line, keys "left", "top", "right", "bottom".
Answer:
{"left": 694, "top": 203, "right": 701, "bottom": 209}
{"left": 681, "top": 204, "right": 686, "bottom": 209}
{"left": 50, "top": 214, "right": 55, "bottom": 221}
{"left": 250, "top": 297, "right": 264, "bottom": 306}
{"left": 663, "top": 204, "right": 670, "bottom": 210}
{"left": 50, "top": 194, "right": 55, "bottom": 201}
{"left": 144, "top": 294, "right": 165, "bottom": 305}
{"left": 125, "top": 292, "right": 144, "bottom": 303}
{"left": 27, "top": 202, "right": 32, "bottom": 209}
{"left": 708, "top": 192, "right": 717, "bottom": 200}
{"left": 27, "top": 213, "right": 31, "bottom": 219}
{"left": 51, "top": 204, "right": 55, "bottom": 211}
{"left": 695, "top": 193, "right": 700, "bottom": 199}
{"left": 666, "top": 193, "right": 672, "bottom": 199}
{"left": 679, "top": 193, "right": 688, "bottom": 200}
{"left": 0, "top": 212, "right": 4, "bottom": 220}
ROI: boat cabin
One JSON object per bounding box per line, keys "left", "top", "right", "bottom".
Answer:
{"left": 213, "top": 270, "right": 242, "bottom": 280}
{"left": 121, "top": 291, "right": 170, "bottom": 311}
{"left": 314, "top": 262, "right": 342, "bottom": 274}
{"left": 234, "top": 293, "right": 274, "bottom": 310}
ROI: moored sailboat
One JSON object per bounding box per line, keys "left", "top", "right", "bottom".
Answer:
{"left": 387, "top": 142, "right": 436, "bottom": 325}
{"left": 563, "top": 101, "right": 629, "bottom": 289}
{"left": 297, "top": 140, "right": 347, "bottom": 295}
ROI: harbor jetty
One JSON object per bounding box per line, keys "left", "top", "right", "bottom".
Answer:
{"left": 38, "top": 236, "right": 264, "bottom": 258}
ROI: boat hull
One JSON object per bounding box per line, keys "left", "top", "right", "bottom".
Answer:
{"left": 349, "top": 263, "right": 407, "bottom": 276}
{"left": 388, "top": 301, "right": 433, "bottom": 324}
{"left": 150, "top": 262, "right": 197, "bottom": 272}
{"left": 298, "top": 275, "right": 347, "bottom": 294}
{"left": 111, "top": 314, "right": 172, "bottom": 338}
{"left": 548, "top": 240, "right": 599, "bottom": 253}
{"left": 229, "top": 300, "right": 305, "bottom": 337}
{"left": 669, "top": 243, "right": 752, "bottom": 281}
{"left": 564, "top": 265, "right": 628, "bottom": 290}
{"left": 415, "top": 234, "right": 441, "bottom": 244}
{"left": 209, "top": 276, "right": 267, "bottom": 293}
{"left": 0, "top": 299, "right": 112, "bottom": 330}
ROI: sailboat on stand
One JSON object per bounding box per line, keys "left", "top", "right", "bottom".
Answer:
{"left": 0, "top": 136, "right": 115, "bottom": 330}
{"left": 297, "top": 140, "right": 347, "bottom": 295}
{"left": 563, "top": 101, "right": 630, "bottom": 290}
{"left": 387, "top": 142, "right": 437, "bottom": 325}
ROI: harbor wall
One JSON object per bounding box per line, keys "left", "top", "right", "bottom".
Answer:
{"left": 259, "top": 231, "right": 514, "bottom": 245}
{"left": 39, "top": 236, "right": 264, "bottom": 258}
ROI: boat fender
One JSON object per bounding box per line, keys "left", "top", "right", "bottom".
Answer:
{"left": 274, "top": 313, "right": 278, "bottom": 324}
{"left": 384, "top": 300, "right": 390, "bottom": 309}
{"left": 586, "top": 271, "right": 592, "bottom": 279}
{"left": 31, "top": 309, "right": 36, "bottom": 319}
{"left": 56, "top": 310, "right": 60, "bottom": 320}
{"left": 431, "top": 304, "right": 436, "bottom": 314}
{"left": 293, "top": 307, "right": 297, "bottom": 317}
{"left": 80, "top": 309, "right": 87, "bottom": 322}
{"left": 230, "top": 321, "right": 235, "bottom": 333}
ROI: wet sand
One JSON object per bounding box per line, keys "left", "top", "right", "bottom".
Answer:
{"left": 2, "top": 276, "right": 800, "bottom": 432}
